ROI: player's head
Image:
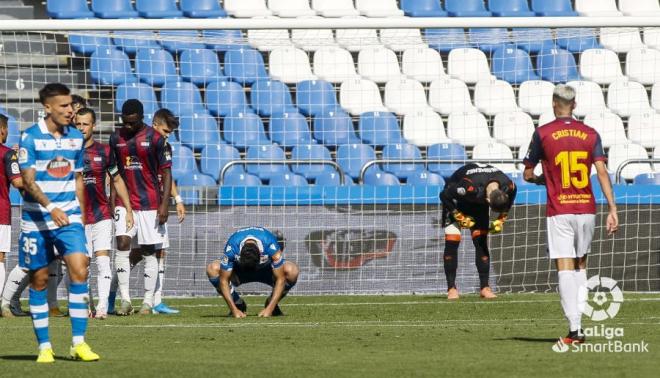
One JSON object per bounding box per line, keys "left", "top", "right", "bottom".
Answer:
{"left": 0, "top": 114, "right": 8, "bottom": 144}
{"left": 71, "top": 94, "right": 88, "bottom": 114}
{"left": 239, "top": 241, "right": 261, "bottom": 271}
{"left": 152, "top": 108, "right": 179, "bottom": 138}
{"left": 75, "top": 108, "right": 96, "bottom": 143}
{"left": 487, "top": 189, "right": 510, "bottom": 213}
{"left": 552, "top": 84, "right": 576, "bottom": 117}
{"left": 121, "top": 99, "right": 144, "bottom": 133}
{"left": 39, "top": 83, "right": 73, "bottom": 127}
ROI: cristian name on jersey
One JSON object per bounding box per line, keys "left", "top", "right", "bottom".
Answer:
{"left": 82, "top": 141, "right": 119, "bottom": 224}
{"left": 220, "top": 227, "right": 285, "bottom": 271}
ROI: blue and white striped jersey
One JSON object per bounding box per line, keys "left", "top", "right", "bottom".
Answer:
{"left": 18, "top": 119, "right": 84, "bottom": 231}
{"left": 221, "top": 227, "right": 285, "bottom": 271}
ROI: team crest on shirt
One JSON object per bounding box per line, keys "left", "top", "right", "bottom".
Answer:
{"left": 46, "top": 156, "right": 72, "bottom": 178}
{"left": 10, "top": 162, "right": 20, "bottom": 175}
{"left": 18, "top": 148, "right": 28, "bottom": 164}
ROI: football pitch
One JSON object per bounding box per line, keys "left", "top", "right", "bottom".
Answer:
{"left": 0, "top": 293, "right": 658, "bottom": 377}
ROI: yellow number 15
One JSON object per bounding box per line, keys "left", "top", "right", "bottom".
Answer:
{"left": 555, "top": 151, "right": 589, "bottom": 189}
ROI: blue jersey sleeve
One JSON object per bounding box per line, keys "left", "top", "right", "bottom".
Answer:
{"left": 73, "top": 133, "right": 84, "bottom": 173}
{"left": 220, "top": 239, "right": 238, "bottom": 271}
{"left": 18, "top": 131, "right": 36, "bottom": 170}
{"left": 263, "top": 230, "right": 285, "bottom": 269}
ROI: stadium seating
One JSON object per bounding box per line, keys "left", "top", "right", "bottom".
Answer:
{"left": 426, "top": 143, "right": 468, "bottom": 177}
{"left": 135, "top": 0, "right": 182, "bottom": 18}
{"left": 579, "top": 49, "right": 625, "bottom": 84}
{"left": 269, "top": 112, "right": 314, "bottom": 148}
{"left": 381, "top": 144, "right": 424, "bottom": 180}
{"left": 178, "top": 112, "right": 222, "bottom": 151}
{"left": 269, "top": 47, "right": 316, "bottom": 83}
{"left": 634, "top": 173, "right": 660, "bottom": 185}
{"left": 203, "top": 30, "right": 248, "bottom": 51}
{"left": 291, "top": 21, "right": 337, "bottom": 52}
{"left": 472, "top": 142, "right": 517, "bottom": 173}
{"left": 201, "top": 144, "right": 243, "bottom": 181}
{"left": 380, "top": 29, "right": 426, "bottom": 52}
{"left": 356, "top": 0, "right": 403, "bottom": 17}
{"left": 492, "top": 112, "right": 535, "bottom": 148}
{"left": 112, "top": 31, "right": 159, "bottom": 56}
{"left": 206, "top": 80, "right": 250, "bottom": 117}
{"left": 170, "top": 143, "right": 198, "bottom": 181}
{"left": 312, "top": 110, "right": 362, "bottom": 146}
{"left": 296, "top": 80, "right": 339, "bottom": 117}
{"left": 428, "top": 78, "right": 476, "bottom": 115}
{"left": 402, "top": 110, "right": 451, "bottom": 147}
{"left": 384, "top": 78, "right": 428, "bottom": 115}
{"left": 358, "top": 112, "right": 405, "bottom": 146}
{"left": 626, "top": 111, "right": 660, "bottom": 148}
{"left": 224, "top": 0, "right": 272, "bottom": 17}
{"left": 135, "top": 47, "right": 178, "bottom": 86}
{"left": 363, "top": 171, "right": 400, "bottom": 186}
{"left": 69, "top": 32, "right": 113, "bottom": 55}
{"left": 311, "top": 0, "right": 359, "bottom": 17}
{"left": 315, "top": 171, "right": 345, "bottom": 185}
{"left": 400, "top": 0, "right": 447, "bottom": 17}
{"left": 269, "top": 173, "right": 309, "bottom": 186}
{"left": 222, "top": 111, "right": 270, "bottom": 149}
{"left": 473, "top": 79, "right": 519, "bottom": 116}
{"left": 249, "top": 79, "right": 297, "bottom": 117}
{"left": 567, "top": 80, "right": 607, "bottom": 117}
{"left": 538, "top": 111, "right": 557, "bottom": 127}
{"left": 9, "top": 187, "right": 22, "bottom": 206}
{"left": 488, "top": 0, "right": 535, "bottom": 17}
{"left": 401, "top": 47, "right": 447, "bottom": 83}
{"left": 447, "top": 112, "right": 492, "bottom": 146}
{"left": 335, "top": 22, "right": 379, "bottom": 51}
{"left": 492, "top": 45, "right": 539, "bottom": 84}
{"left": 537, "top": 48, "right": 580, "bottom": 83}
{"left": 511, "top": 28, "right": 554, "bottom": 54}
{"left": 406, "top": 171, "right": 445, "bottom": 186}
{"left": 531, "top": 0, "right": 578, "bottom": 16}
{"left": 643, "top": 27, "right": 660, "bottom": 49}
{"left": 91, "top": 0, "right": 139, "bottom": 18}
{"left": 313, "top": 47, "right": 358, "bottom": 83}
{"left": 652, "top": 84, "right": 660, "bottom": 111}
{"left": 179, "top": 48, "right": 223, "bottom": 86}
{"left": 517, "top": 80, "right": 555, "bottom": 116}
{"left": 607, "top": 80, "right": 652, "bottom": 117}
{"left": 468, "top": 28, "right": 510, "bottom": 54}
{"left": 161, "top": 81, "right": 206, "bottom": 116}
{"left": 47, "top": 0, "right": 94, "bottom": 19}
{"left": 447, "top": 48, "right": 492, "bottom": 84}
{"left": 444, "top": 0, "right": 491, "bottom": 17}
{"left": 3, "top": 115, "right": 20, "bottom": 148}
{"left": 290, "top": 144, "right": 336, "bottom": 180}
{"left": 626, "top": 48, "right": 660, "bottom": 85}
{"left": 600, "top": 27, "right": 645, "bottom": 53}
{"left": 425, "top": 29, "right": 470, "bottom": 52}
{"left": 114, "top": 82, "right": 158, "bottom": 116}
{"left": 246, "top": 144, "right": 290, "bottom": 181}
{"left": 618, "top": 0, "right": 660, "bottom": 17}
{"left": 223, "top": 48, "right": 269, "bottom": 85}
{"left": 555, "top": 28, "right": 600, "bottom": 53}
{"left": 339, "top": 78, "right": 388, "bottom": 115}
{"left": 583, "top": 111, "right": 627, "bottom": 148}
{"left": 357, "top": 46, "right": 402, "bottom": 83}
{"left": 336, "top": 143, "right": 378, "bottom": 179}
{"left": 248, "top": 25, "right": 292, "bottom": 51}
{"left": 268, "top": 0, "right": 316, "bottom": 17}
{"left": 608, "top": 143, "right": 653, "bottom": 181}
{"left": 180, "top": 0, "right": 227, "bottom": 18}
{"left": 159, "top": 31, "right": 206, "bottom": 53}
{"left": 223, "top": 172, "right": 263, "bottom": 186}
{"left": 90, "top": 48, "right": 137, "bottom": 86}
{"left": 575, "top": 0, "right": 622, "bottom": 17}
{"left": 176, "top": 172, "right": 217, "bottom": 205}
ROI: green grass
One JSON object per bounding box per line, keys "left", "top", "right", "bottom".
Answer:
{"left": 1, "top": 293, "right": 658, "bottom": 377}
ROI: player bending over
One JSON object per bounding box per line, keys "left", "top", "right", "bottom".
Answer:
{"left": 523, "top": 84, "right": 618, "bottom": 344}
{"left": 440, "top": 163, "right": 517, "bottom": 300}
{"left": 18, "top": 83, "right": 99, "bottom": 362}
{"left": 206, "top": 228, "right": 299, "bottom": 318}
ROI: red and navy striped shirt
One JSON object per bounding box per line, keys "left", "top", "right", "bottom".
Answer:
{"left": 82, "top": 141, "right": 118, "bottom": 224}
{"left": 109, "top": 125, "right": 172, "bottom": 211}
{"left": 0, "top": 144, "right": 21, "bottom": 225}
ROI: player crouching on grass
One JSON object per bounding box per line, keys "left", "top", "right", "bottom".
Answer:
{"left": 440, "top": 164, "right": 517, "bottom": 300}
{"left": 206, "top": 227, "right": 299, "bottom": 318}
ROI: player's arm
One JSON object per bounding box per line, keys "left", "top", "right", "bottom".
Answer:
{"left": 3, "top": 149, "right": 23, "bottom": 189}
{"left": 156, "top": 137, "right": 172, "bottom": 225}
{"left": 171, "top": 180, "right": 185, "bottom": 223}
{"left": 111, "top": 172, "right": 134, "bottom": 231}
{"left": 75, "top": 171, "right": 86, "bottom": 225}
{"left": 593, "top": 135, "right": 618, "bottom": 235}
{"left": 219, "top": 268, "right": 245, "bottom": 318}
{"left": 523, "top": 132, "right": 545, "bottom": 185}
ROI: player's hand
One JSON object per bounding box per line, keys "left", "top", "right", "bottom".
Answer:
{"left": 489, "top": 219, "right": 504, "bottom": 234}
{"left": 258, "top": 308, "right": 272, "bottom": 318}
{"left": 452, "top": 211, "right": 475, "bottom": 229}
{"left": 606, "top": 211, "right": 619, "bottom": 235}
{"left": 232, "top": 309, "right": 247, "bottom": 318}
{"left": 125, "top": 210, "right": 134, "bottom": 231}
{"left": 51, "top": 207, "right": 70, "bottom": 227}
{"left": 533, "top": 174, "right": 546, "bottom": 185}
{"left": 157, "top": 204, "right": 169, "bottom": 225}
{"left": 176, "top": 203, "right": 185, "bottom": 223}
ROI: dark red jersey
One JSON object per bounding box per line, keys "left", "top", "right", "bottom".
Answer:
{"left": 0, "top": 144, "right": 20, "bottom": 225}
{"left": 109, "top": 125, "right": 172, "bottom": 211}
{"left": 82, "top": 141, "right": 118, "bottom": 224}
{"left": 523, "top": 117, "right": 606, "bottom": 217}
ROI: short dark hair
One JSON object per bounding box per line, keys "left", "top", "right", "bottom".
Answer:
{"left": 121, "top": 99, "right": 144, "bottom": 117}
{"left": 488, "top": 189, "right": 510, "bottom": 213}
{"left": 239, "top": 243, "right": 261, "bottom": 271}
{"left": 0, "top": 114, "right": 8, "bottom": 129}
{"left": 76, "top": 108, "right": 96, "bottom": 124}
{"left": 71, "top": 94, "right": 88, "bottom": 108}
{"left": 39, "top": 83, "right": 71, "bottom": 105}
{"left": 153, "top": 108, "right": 179, "bottom": 130}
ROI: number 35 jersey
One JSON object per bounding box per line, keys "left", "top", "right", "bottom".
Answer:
{"left": 523, "top": 117, "right": 606, "bottom": 217}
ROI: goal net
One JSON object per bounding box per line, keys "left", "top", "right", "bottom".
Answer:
{"left": 2, "top": 21, "right": 659, "bottom": 297}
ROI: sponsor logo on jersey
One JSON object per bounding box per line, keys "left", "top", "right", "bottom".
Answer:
{"left": 140, "top": 142, "right": 150, "bottom": 147}
{"left": 124, "top": 156, "right": 143, "bottom": 170}
{"left": 93, "top": 156, "right": 103, "bottom": 162}
{"left": 46, "top": 156, "right": 72, "bottom": 178}
{"left": 18, "top": 148, "right": 28, "bottom": 164}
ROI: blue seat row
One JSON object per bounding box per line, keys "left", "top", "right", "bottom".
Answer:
{"left": 47, "top": 0, "right": 226, "bottom": 19}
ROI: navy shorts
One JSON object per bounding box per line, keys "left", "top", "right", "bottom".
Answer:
{"left": 231, "top": 265, "right": 275, "bottom": 287}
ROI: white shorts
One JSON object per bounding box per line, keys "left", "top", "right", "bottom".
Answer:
{"left": 0, "top": 224, "right": 11, "bottom": 253}
{"left": 114, "top": 206, "right": 166, "bottom": 248}
{"left": 84, "top": 219, "right": 114, "bottom": 256}
{"left": 547, "top": 214, "right": 596, "bottom": 259}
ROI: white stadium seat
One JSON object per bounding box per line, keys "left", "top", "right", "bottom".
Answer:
{"left": 291, "top": 18, "right": 337, "bottom": 52}
{"left": 583, "top": 111, "right": 627, "bottom": 148}
{"left": 447, "top": 48, "right": 492, "bottom": 84}
{"left": 339, "top": 77, "right": 388, "bottom": 115}
{"left": 225, "top": 0, "right": 272, "bottom": 17}
{"left": 268, "top": 0, "right": 316, "bottom": 17}
{"left": 357, "top": 46, "right": 402, "bottom": 83}
{"left": 356, "top": 0, "right": 404, "bottom": 17}
{"left": 384, "top": 78, "right": 429, "bottom": 115}
{"left": 247, "top": 26, "right": 292, "bottom": 51}
{"left": 607, "top": 143, "right": 653, "bottom": 180}
{"left": 618, "top": 0, "right": 660, "bottom": 17}
{"left": 473, "top": 79, "right": 519, "bottom": 116}
{"left": 493, "top": 112, "right": 535, "bottom": 148}
{"left": 579, "top": 49, "right": 625, "bottom": 85}
{"left": 380, "top": 29, "right": 426, "bottom": 52}
{"left": 642, "top": 28, "right": 660, "bottom": 49}
{"left": 472, "top": 142, "right": 517, "bottom": 173}
{"left": 600, "top": 27, "right": 645, "bottom": 53}
{"left": 402, "top": 47, "right": 447, "bottom": 83}
{"left": 403, "top": 110, "right": 452, "bottom": 147}
{"left": 575, "top": 0, "right": 622, "bottom": 17}
{"left": 269, "top": 47, "right": 317, "bottom": 84}
{"left": 625, "top": 48, "right": 660, "bottom": 85}
{"left": 652, "top": 83, "right": 660, "bottom": 111}
{"left": 538, "top": 112, "right": 557, "bottom": 127}
{"left": 335, "top": 18, "right": 380, "bottom": 52}
{"left": 447, "top": 112, "right": 493, "bottom": 147}
{"left": 428, "top": 78, "right": 476, "bottom": 115}
{"left": 313, "top": 47, "right": 358, "bottom": 84}
{"left": 518, "top": 80, "right": 555, "bottom": 116}
{"left": 607, "top": 80, "right": 652, "bottom": 117}
{"left": 312, "top": 0, "right": 359, "bottom": 17}
{"left": 627, "top": 111, "right": 660, "bottom": 148}
{"left": 567, "top": 80, "right": 607, "bottom": 117}
{"left": 518, "top": 143, "right": 544, "bottom": 176}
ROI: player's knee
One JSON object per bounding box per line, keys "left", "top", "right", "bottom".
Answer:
{"left": 206, "top": 261, "right": 220, "bottom": 277}
{"left": 471, "top": 229, "right": 488, "bottom": 240}
{"left": 116, "top": 236, "right": 131, "bottom": 251}
{"left": 29, "top": 268, "right": 49, "bottom": 290}
{"left": 284, "top": 262, "right": 300, "bottom": 282}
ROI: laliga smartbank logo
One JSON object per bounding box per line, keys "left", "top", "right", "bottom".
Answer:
{"left": 552, "top": 275, "right": 649, "bottom": 354}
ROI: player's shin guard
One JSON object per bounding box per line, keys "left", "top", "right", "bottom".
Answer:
{"left": 443, "top": 237, "right": 460, "bottom": 289}
{"left": 95, "top": 256, "right": 112, "bottom": 312}
{"left": 115, "top": 250, "right": 131, "bottom": 302}
{"left": 558, "top": 270, "right": 580, "bottom": 332}
{"left": 2, "top": 265, "right": 28, "bottom": 306}
{"left": 69, "top": 282, "right": 89, "bottom": 346}
{"left": 142, "top": 254, "right": 158, "bottom": 307}
{"left": 29, "top": 288, "right": 51, "bottom": 351}
{"left": 472, "top": 231, "right": 491, "bottom": 289}
{"left": 154, "top": 256, "right": 165, "bottom": 306}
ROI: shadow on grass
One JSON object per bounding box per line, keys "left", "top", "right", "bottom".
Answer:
{"left": 495, "top": 337, "right": 558, "bottom": 343}
{"left": 0, "top": 355, "right": 74, "bottom": 362}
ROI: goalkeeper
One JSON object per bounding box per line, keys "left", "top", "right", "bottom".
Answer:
{"left": 439, "top": 164, "right": 517, "bottom": 300}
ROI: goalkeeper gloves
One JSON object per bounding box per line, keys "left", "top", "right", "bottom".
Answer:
{"left": 489, "top": 214, "right": 507, "bottom": 233}
{"left": 452, "top": 211, "right": 475, "bottom": 229}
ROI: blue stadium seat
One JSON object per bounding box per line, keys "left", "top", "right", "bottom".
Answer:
{"left": 406, "top": 170, "right": 445, "bottom": 186}
{"left": 488, "top": 0, "right": 535, "bottom": 17}
{"left": 161, "top": 81, "right": 206, "bottom": 116}
{"left": 633, "top": 173, "right": 660, "bottom": 185}
{"left": 511, "top": 28, "right": 555, "bottom": 54}
{"left": 180, "top": 48, "right": 223, "bottom": 86}
{"left": 201, "top": 144, "right": 243, "bottom": 181}
{"left": 492, "top": 45, "right": 540, "bottom": 84}
{"left": 269, "top": 112, "right": 314, "bottom": 148}
{"left": 91, "top": 0, "right": 139, "bottom": 19}
{"left": 268, "top": 173, "right": 309, "bottom": 187}
{"left": 112, "top": 31, "right": 160, "bottom": 55}
{"left": 315, "top": 171, "right": 349, "bottom": 186}
{"left": 5, "top": 115, "right": 20, "bottom": 147}
{"left": 246, "top": 144, "right": 290, "bottom": 181}
{"left": 202, "top": 30, "right": 248, "bottom": 51}
{"left": 556, "top": 28, "right": 601, "bottom": 53}
{"left": 176, "top": 172, "right": 216, "bottom": 205}
{"left": 222, "top": 111, "right": 269, "bottom": 149}
{"left": 363, "top": 171, "right": 400, "bottom": 186}
{"left": 159, "top": 31, "right": 206, "bottom": 54}
{"left": 181, "top": 0, "right": 227, "bottom": 18}
{"left": 223, "top": 172, "right": 262, "bottom": 186}
{"left": 178, "top": 112, "right": 221, "bottom": 151}
{"left": 115, "top": 82, "right": 158, "bottom": 121}
{"left": 291, "top": 144, "right": 336, "bottom": 181}
{"left": 135, "top": 0, "right": 183, "bottom": 18}
{"left": 296, "top": 80, "right": 339, "bottom": 117}
{"left": 10, "top": 187, "right": 22, "bottom": 206}
{"left": 358, "top": 112, "right": 405, "bottom": 147}
{"left": 445, "top": 0, "right": 491, "bottom": 17}
{"left": 425, "top": 29, "right": 470, "bottom": 52}
{"left": 170, "top": 143, "right": 198, "bottom": 182}
{"left": 206, "top": 80, "right": 250, "bottom": 117}
{"left": 250, "top": 80, "right": 297, "bottom": 117}
{"left": 427, "top": 143, "right": 467, "bottom": 177}
{"left": 336, "top": 143, "right": 378, "bottom": 180}
{"left": 381, "top": 144, "right": 424, "bottom": 180}
{"left": 69, "top": 32, "right": 113, "bottom": 55}
{"left": 400, "top": 0, "right": 448, "bottom": 17}
{"left": 537, "top": 48, "right": 580, "bottom": 83}
{"left": 90, "top": 48, "right": 137, "bottom": 86}
{"left": 313, "top": 110, "right": 361, "bottom": 146}
{"left": 47, "top": 0, "right": 95, "bottom": 19}
{"left": 531, "top": 0, "right": 578, "bottom": 16}
{"left": 469, "top": 28, "right": 510, "bottom": 54}
{"left": 135, "top": 47, "right": 178, "bottom": 86}
{"left": 224, "top": 48, "right": 269, "bottom": 85}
